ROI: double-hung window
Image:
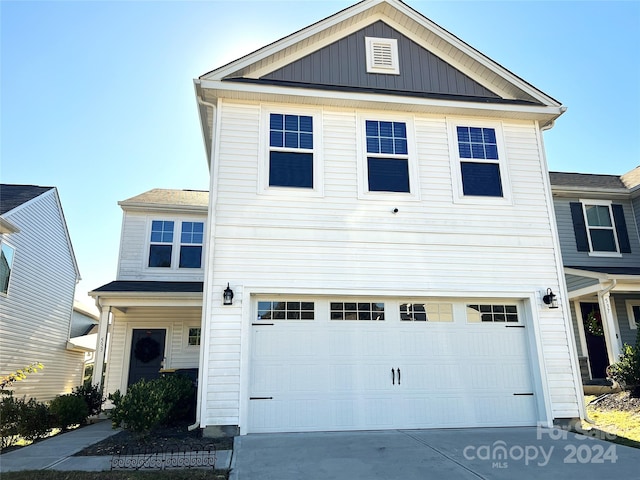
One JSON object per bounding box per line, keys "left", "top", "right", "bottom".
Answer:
{"left": 148, "top": 220, "right": 204, "bottom": 269}
{"left": 456, "top": 126, "right": 502, "bottom": 197}
{"left": 268, "top": 113, "right": 314, "bottom": 189}
{"left": 364, "top": 120, "right": 411, "bottom": 193}
{"left": 0, "top": 242, "right": 15, "bottom": 294}
{"left": 570, "top": 200, "right": 631, "bottom": 255}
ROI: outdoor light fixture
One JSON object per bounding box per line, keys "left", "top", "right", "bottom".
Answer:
{"left": 543, "top": 288, "right": 558, "bottom": 309}
{"left": 223, "top": 283, "right": 234, "bottom": 305}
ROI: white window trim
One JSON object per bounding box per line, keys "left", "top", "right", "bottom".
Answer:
{"left": 258, "top": 105, "right": 324, "bottom": 197}
{"left": 144, "top": 217, "right": 205, "bottom": 273}
{"left": 186, "top": 326, "right": 202, "bottom": 348}
{"left": 447, "top": 118, "right": 512, "bottom": 205}
{"left": 356, "top": 113, "right": 420, "bottom": 201}
{"left": 0, "top": 239, "right": 16, "bottom": 296}
{"left": 365, "top": 37, "right": 400, "bottom": 75}
{"left": 626, "top": 300, "right": 640, "bottom": 330}
{"left": 579, "top": 199, "right": 622, "bottom": 257}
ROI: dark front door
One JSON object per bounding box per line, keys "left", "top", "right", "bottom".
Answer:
{"left": 580, "top": 303, "right": 609, "bottom": 379}
{"left": 127, "top": 329, "right": 166, "bottom": 386}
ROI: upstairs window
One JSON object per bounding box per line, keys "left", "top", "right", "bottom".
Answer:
{"left": 269, "top": 113, "right": 314, "bottom": 188}
{"left": 456, "top": 126, "right": 502, "bottom": 197}
{"left": 179, "top": 222, "right": 204, "bottom": 268}
{"left": 148, "top": 220, "right": 204, "bottom": 269}
{"left": 0, "top": 242, "right": 15, "bottom": 294}
{"left": 570, "top": 201, "right": 631, "bottom": 255}
{"left": 148, "top": 221, "right": 174, "bottom": 268}
{"left": 365, "top": 120, "right": 409, "bottom": 193}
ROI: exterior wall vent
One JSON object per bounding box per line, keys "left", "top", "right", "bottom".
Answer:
{"left": 365, "top": 37, "right": 399, "bottom": 75}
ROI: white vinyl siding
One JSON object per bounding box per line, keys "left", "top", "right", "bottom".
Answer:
{"left": 202, "top": 101, "right": 580, "bottom": 428}
{"left": 0, "top": 190, "right": 82, "bottom": 402}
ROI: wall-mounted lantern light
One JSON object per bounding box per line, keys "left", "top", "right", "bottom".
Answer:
{"left": 543, "top": 288, "right": 558, "bottom": 309}
{"left": 223, "top": 283, "right": 234, "bottom": 305}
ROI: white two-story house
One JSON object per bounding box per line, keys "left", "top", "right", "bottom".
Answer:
{"left": 92, "top": 0, "right": 584, "bottom": 436}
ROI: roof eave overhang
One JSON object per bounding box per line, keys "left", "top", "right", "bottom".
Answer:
{"left": 118, "top": 202, "right": 208, "bottom": 214}
{"left": 88, "top": 290, "right": 203, "bottom": 309}
{"left": 197, "top": 79, "right": 565, "bottom": 126}
{"left": 0, "top": 216, "right": 20, "bottom": 234}
{"left": 551, "top": 186, "right": 630, "bottom": 199}
{"left": 565, "top": 267, "right": 640, "bottom": 282}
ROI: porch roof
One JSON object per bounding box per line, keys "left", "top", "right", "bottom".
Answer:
{"left": 566, "top": 266, "right": 640, "bottom": 277}
{"left": 91, "top": 281, "right": 204, "bottom": 293}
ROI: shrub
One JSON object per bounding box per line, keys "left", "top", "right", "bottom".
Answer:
{"left": 607, "top": 328, "right": 640, "bottom": 397}
{"left": 73, "top": 381, "right": 103, "bottom": 416}
{"left": 108, "top": 374, "right": 195, "bottom": 436}
{"left": 49, "top": 394, "right": 89, "bottom": 430}
{"left": 0, "top": 394, "right": 50, "bottom": 449}
{"left": 0, "top": 363, "right": 44, "bottom": 393}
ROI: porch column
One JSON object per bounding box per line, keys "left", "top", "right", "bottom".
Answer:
{"left": 92, "top": 305, "right": 111, "bottom": 390}
{"left": 598, "top": 290, "right": 621, "bottom": 363}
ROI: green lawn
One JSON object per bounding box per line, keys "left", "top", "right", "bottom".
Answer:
{"left": 584, "top": 395, "right": 640, "bottom": 448}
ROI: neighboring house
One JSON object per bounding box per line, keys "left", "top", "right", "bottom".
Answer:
{"left": 550, "top": 167, "right": 640, "bottom": 384}
{"left": 67, "top": 300, "right": 100, "bottom": 379}
{"left": 92, "top": 0, "right": 584, "bottom": 435}
{"left": 89, "top": 189, "right": 207, "bottom": 396}
{"left": 0, "top": 184, "right": 83, "bottom": 402}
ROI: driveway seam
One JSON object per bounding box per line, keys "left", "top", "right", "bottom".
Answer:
{"left": 399, "top": 430, "right": 486, "bottom": 480}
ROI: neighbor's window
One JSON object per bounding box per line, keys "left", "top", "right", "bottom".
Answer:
{"left": 188, "top": 327, "right": 201, "bottom": 346}
{"left": 179, "top": 222, "right": 204, "bottom": 268}
{"left": 365, "top": 120, "right": 409, "bottom": 192}
{"left": 269, "top": 113, "right": 314, "bottom": 188}
{"left": 626, "top": 301, "right": 640, "bottom": 330}
{"left": 257, "top": 301, "right": 315, "bottom": 320}
{"left": 400, "top": 303, "right": 453, "bottom": 322}
{"left": 0, "top": 242, "right": 15, "bottom": 294}
{"left": 466, "top": 304, "right": 519, "bottom": 323}
{"left": 456, "top": 126, "right": 503, "bottom": 197}
{"left": 583, "top": 203, "right": 618, "bottom": 253}
{"left": 148, "top": 220, "right": 174, "bottom": 268}
{"left": 330, "top": 302, "right": 385, "bottom": 321}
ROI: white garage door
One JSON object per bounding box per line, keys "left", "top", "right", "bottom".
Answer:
{"left": 247, "top": 299, "right": 538, "bottom": 433}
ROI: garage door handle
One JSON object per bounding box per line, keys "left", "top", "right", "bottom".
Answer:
{"left": 397, "top": 368, "right": 401, "bottom": 385}
{"left": 391, "top": 368, "right": 395, "bottom": 385}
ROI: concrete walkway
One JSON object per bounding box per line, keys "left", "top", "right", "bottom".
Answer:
{"left": 0, "top": 419, "right": 232, "bottom": 473}
{"left": 230, "top": 427, "right": 640, "bottom": 480}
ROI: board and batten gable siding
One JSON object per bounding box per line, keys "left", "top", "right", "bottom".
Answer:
{"left": 554, "top": 198, "right": 640, "bottom": 268}
{"left": 202, "top": 100, "right": 580, "bottom": 427}
{"left": 116, "top": 210, "right": 207, "bottom": 282}
{"left": 0, "top": 190, "right": 82, "bottom": 402}
{"left": 262, "top": 21, "right": 499, "bottom": 99}
{"left": 103, "top": 307, "right": 201, "bottom": 397}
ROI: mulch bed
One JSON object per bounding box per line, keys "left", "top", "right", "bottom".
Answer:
{"left": 588, "top": 391, "right": 640, "bottom": 412}
{"left": 75, "top": 421, "right": 234, "bottom": 456}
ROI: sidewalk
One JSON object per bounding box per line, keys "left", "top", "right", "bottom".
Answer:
{"left": 0, "top": 419, "right": 232, "bottom": 473}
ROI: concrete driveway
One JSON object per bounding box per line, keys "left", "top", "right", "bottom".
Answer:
{"left": 230, "top": 427, "right": 640, "bottom": 479}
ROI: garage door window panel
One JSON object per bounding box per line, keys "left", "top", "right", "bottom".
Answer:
{"left": 467, "top": 304, "right": 519, "bottom": 323}
{"left": 257, "top": 301, "right": 315, "bottom": 320}
{"left": 331, "top": 302, "right": 385, "bottom": 321}
{"left": 400, "top": 303, "right": 453, "bottom": 322}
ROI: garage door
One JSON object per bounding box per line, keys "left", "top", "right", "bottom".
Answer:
{"left": 247, "top": 299, "right": 538, "bottom": 433}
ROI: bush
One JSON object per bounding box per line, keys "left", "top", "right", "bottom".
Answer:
{"left": 0, "top": 394, "right": 50, "bottom": 449}
{"left": 73, "top": 381, "right": 103, "bottom": 416}
{"left": 607, "top": 328, "right": 640, "bottom": 397}
{"left": 108, "top": 374, "right": 195, "bottom": 436}
{"left": 49, "top": 394, "right": 89, "bottom": 430}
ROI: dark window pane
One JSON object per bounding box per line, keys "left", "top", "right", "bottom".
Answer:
{"left": 493, "top": 305, "right": 505, "bottom": 313}
{"left": 507, "top": 314, "right": 518, "bottom": 322}
{"left": 149, "top": 245, "right": 172, "bottom": 267}
{"left": 457, "top": 126, "right": 470, "bottom": 142}
{"left": 469, "top": 127, "right": 483, "bottom": 142}
{"left": 331, "top": 302, "right": 343, "bottom": 310}
{"left": 368, "top": 158, "right": 409, "bottom": 192}
{"left": 331, "top": 312, "right": 343, "bottom": 320}
{"left": 379, "top": 121, "right": 393, "bottom": 137}
{"left": 269, "top": 152, "right": 313, "bottom": 188}
{"left": 270, "top": 131, "right": 283, "bottom": 148}
{"left": 285, "top": 115, "right": 298, "bottom": 131}
{"left": 380, "top": 137, "right": 394, "bottom": 154}
{"left": 494, "top": 314, "right": 505, "bottom": 322}
{"left": 481, "top": 314, "right": 493, "bottom": 322}
{"left": 284, "top": 132, "right": 298, "bottom": 148}
{"left": 471, "top": 144, "right": 485, "bottom": 159}
{"left": 300, "top": 133, "right": 313, "bottom": 149}
{"left": 344, "top": 303, "right": 356, "bottom": 310}
{"left": 287, "top": 302, "right": 300, "bottom": 309}
{"left": 373, "top": 303, "right": 385, "bottom": 311}
{"left": 393, "top": 122, "right": 406, "bottom": 138}
{"left": 461, "top": 162, "right": 503, "bottom": 197}
{"left": 299, "top": 116, "right": 313, "bottom": 132}
{"left": 484, "top": 144, "right": 499, "bottom": 160}
{"left": 590, "top": 230, "right": 617, "bottom": 252}
{"left": 506, "top": 306, "right": 517, "bottom": 314}
{"left": 301, "top": 302, "right": 314, "bottom": 310}
{"left": 270, "top": 113, "right": 283, "bottom": 130}
{"left": 395, "top": 139, "right": 408, "bottom": 155}
{"left": 367, "top": 137, "right": 379, "bottom": 153}
{"left": 359, "top": 311, "right": 371, "bottom": 321}
{"left": 483, "top": 128, "right": 496, "bottom": 143}
{"left": 287, "top": 311, "right": 300, "bottom": 320}
{"left": 179, "top": 245, "right": 202, "bottom": 268}
{"left": 458, "top": 143, "right": 472, "bottom": 158}
{"left": 273, "top": 311, "right": 285, "bottom": 320}
{"left": 480, "top": 305, "right": 492, "bottom": 312}
{"left": 366, "top": 121, "right": 378, "bottom": 137}
{"left": 345, "top": 312, "right": 358, "bottom": 320}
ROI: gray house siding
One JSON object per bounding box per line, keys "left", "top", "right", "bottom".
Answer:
{"left": 565, "top": 274, "right": 599, "bottom": 292}
{"left": 613, "top": 293, "right": 638, "bottom": 348}
{"left": 554, "top": 197, "right": 640, "bottom": 268}
{"left": 262, "top": 21, "right": 500, "bottom": 99}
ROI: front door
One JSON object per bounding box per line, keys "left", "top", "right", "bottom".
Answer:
{"left": 580, "top": 303, "right": 609, "bottom": 379}
{"left": 127, "top": 329, "right": 166, "bottom": 386}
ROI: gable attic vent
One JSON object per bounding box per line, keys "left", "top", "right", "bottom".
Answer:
{"left": 365, "top": 37, "right": 399, "bottom": 75}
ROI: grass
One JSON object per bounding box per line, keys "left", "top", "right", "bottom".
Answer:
{"left": 584, "top": 394, "right": 640, "bottom": 448}
{"left": 2, "top": 470, "right": 229, "bottom": 480}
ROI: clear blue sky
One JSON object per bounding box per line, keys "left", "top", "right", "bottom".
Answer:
{"left": 2, "top": 0, "right": 639, "bottom": 304}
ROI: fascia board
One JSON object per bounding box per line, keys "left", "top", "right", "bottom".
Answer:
{"left": 117, "top": 202, "right": 208, "bottom": 214}
{"left": 551, "top": 186, "right": 630, "bottom": 198}
{"left": 49, "top": 188, "right": 81, "bottom": 281}
{"left": 199, "top": 79, "right": 564, "bottom": 122}
{"left": 88, "top": 291, "right": 203, "bottom": 307}
{"left": 0, "top": 217, "right": 20, "bottom": 234}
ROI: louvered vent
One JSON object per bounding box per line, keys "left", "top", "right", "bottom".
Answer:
{"left": 365, "top": 37, "right": 399, "bottom": 75}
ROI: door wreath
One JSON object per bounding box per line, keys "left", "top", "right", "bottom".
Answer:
{"left": 134, "top": 336, "right": 161, "bottom": 363}
{"left": 586, "top": 310, "right": 604, "bottom": 337}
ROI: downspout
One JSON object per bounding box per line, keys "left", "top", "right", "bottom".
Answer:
{"left": 189, "top": 93, "right": 218, "bottom": 432}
